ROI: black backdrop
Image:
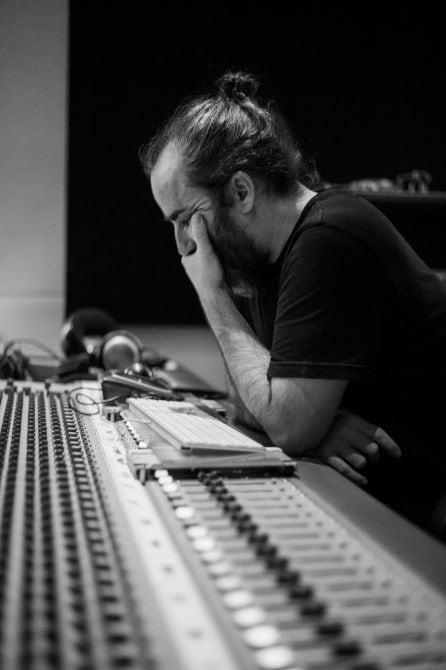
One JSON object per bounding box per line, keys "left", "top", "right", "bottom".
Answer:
{"left": 67, "top": 5, "right": 446, "bottom": 324}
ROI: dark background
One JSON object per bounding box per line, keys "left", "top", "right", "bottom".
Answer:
{"left": 67, "top": 5, "right": 446, "bottom": 324}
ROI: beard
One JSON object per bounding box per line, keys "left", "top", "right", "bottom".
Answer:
{"left": 209, "top": 203, "right": 271, "bottom": 299}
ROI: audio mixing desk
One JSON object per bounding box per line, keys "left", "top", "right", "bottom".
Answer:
{"left": 0, "top": 380, "right": 445, "bottom": 670}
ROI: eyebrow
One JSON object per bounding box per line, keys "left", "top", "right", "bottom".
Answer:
{"left": 164, "top": 208, "right": 186, "bottom": 223}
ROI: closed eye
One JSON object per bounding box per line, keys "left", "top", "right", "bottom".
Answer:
{"left": 176, "top": 212, "right": 195, "bottom": 228}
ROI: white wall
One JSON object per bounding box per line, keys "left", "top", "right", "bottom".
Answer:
{"left": 0, "top": 0, "right": 68, "bottom": 353}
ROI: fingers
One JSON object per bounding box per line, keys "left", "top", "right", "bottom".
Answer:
{"left": 189, "top": 212, "right": 211, "bottom": 249}
{"left": 316, "top": 410, "right": 401, "bottom": 488}
{"left": 326, "top": 455, "right": 368, "bottom": 487}
{"left": 371, "top": 425, "right": 401, "bottom": 458}
{"left": 344, "top": 451, "right": 368, "bottom": 471}
{"left": 357, "top": 424, "right": 401, "bottom": 458}
{"left": 337, "top": 411, "right": 401, "bottom": 459}
{"left": 358, "top": 441, "right": 380, "bottom": 464}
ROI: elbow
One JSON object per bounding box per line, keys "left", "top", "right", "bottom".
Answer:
{"left": 266, "top": 426, "right": 316, "bottom": 457}
{"left": 260, "top": 379, "right": 343, "bottom": 456}
{"left": 265, "top": 411, "right": 330, "bottom": 456}
{"left": 256, "top": 378, "right": 340, "bottom": 455}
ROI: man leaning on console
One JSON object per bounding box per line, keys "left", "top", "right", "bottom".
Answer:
{"left": 139, "top": 71, "right": 446, "bottom": 540}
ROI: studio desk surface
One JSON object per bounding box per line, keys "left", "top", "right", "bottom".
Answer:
{"left": 0, "top": 378, "right": 445, "bottom": 670}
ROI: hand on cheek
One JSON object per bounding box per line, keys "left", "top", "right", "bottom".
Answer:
{"left": 181, "top": 213, "right": 225, "bottom": 294}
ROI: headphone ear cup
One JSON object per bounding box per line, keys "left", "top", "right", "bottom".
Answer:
{"left": 61, "top": 308, "right": 118, "bottom": 357}
{"left": 98, "top": 330, "right": 143, "bottom": 370}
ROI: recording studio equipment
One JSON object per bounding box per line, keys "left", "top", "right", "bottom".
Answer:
{"left": 0, "top": 346, "right": 28, "bottom": 380}
{"left": 101, "top": 370, "right": 183, "bottom": 401}
{"left": 61, "top": 307, "right": 118, "bottom": 356}
{"left": 124, "top": 361, "right": 154, "bottom": 378}
{"left": 58, "top": 309, "right": 197, "bottom": 390}
{"left": 128, "top": 397, "right": 268, "bottom": 454}
{"left": 60, "top": 308, "right": 144, "bottom": 372}
{"left": 0, "top": 339, "right": 62, "bottom": 381}
{"left": 1, "top": 378, "right": 446, "bottom": 670}
{"left": 154, "top": 358, "right": 224, "bottom": 395}
{"left": 60, "top": 308, "right": 224, "bottom": 395}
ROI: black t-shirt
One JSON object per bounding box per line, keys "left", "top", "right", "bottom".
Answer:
{"left": 237, "top": 188, "right": 446, "bottom": 522}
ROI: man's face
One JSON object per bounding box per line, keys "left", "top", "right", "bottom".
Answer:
{"left": 150, "top": 143, "right": 268, "bottom": 295}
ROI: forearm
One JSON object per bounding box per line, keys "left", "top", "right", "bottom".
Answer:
{"left": 224, "top": 367, "right": 264, "bottom": 432}
{"left": 202, "top": 288, "right": 272, "bottom": 419}
{"left": 200, "top": 287, "right": 327, "bottom": 453}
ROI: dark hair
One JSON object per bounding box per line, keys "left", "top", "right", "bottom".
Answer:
{"left": 140, "top": 71, "right": 314, "bottom": 197}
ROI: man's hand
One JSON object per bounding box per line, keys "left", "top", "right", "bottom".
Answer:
{"left": 181, "top": 213, "right": 225, "bottom": 295}
{"left": 308, "top": 410, "right": 401, "bottom": 486}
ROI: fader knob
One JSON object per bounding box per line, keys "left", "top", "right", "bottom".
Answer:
{"left": 317, "top": 620, "right": 344, "bottom": 636}
{"left": 266, "top": 555, "right": 288, "bottom": 570}
{"left": 333, "top": 639, "right": 362, "bottom": 656}
{"left": 300, "top": 600, "right": 326, "bottom": 617}
{"left": 276, "top": 568, "right": 300, "bottom": 586}
{"left": 248, "top": 532, "right": 269, "bottom": 546}
{"left": 289, "top": 584, "right": 313, "bottom": 600}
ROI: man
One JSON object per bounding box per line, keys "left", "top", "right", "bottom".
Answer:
{"left": 141, "top": 72, "right": 446, "bottom": 534}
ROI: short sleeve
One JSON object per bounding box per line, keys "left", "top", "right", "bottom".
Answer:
{"left": 267, "top": 225, "right": 389, "bottom": 380}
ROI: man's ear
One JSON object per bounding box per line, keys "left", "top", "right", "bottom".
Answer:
{"left": 227, "top": 171, "right": 256, "bottom": 213}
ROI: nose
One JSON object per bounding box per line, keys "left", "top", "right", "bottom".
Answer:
{"left": 173, "top": 222, "right": 196, "bottom": 256}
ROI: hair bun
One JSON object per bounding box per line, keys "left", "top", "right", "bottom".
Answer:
{"left": 216, "top": 71, "right": 259, "bottom": 102}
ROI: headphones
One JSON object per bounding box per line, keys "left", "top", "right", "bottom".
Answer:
{"left": 0, "top": 346, "right": 28, "bottom": 380}
{"left": 59, "top": 308, "right": 159, "bottom": 377}
{"left": 0, "top": 309, "right": 165, "bottom": 382}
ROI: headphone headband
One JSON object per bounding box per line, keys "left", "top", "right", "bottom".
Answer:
{"left": 61, "top": 308, "right": 118, "bottom": 357}
{"left": 61, "top": 309, "right": 143, "bottom": 372}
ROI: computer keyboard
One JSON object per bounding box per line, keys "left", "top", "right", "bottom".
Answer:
{"left": 128, "top": 398, "right": 266, "bottom": 454}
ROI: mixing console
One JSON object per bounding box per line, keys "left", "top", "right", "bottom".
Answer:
{"left": 1, "top": 380, "right": 446, "bottom": 670}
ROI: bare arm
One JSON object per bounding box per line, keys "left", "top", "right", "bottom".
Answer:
{"left": 224, "top": 365, "right": 264, "bottom": 432}
{"left": 181, "top": 214, "right": 347, "bottom": 455}
{"left": 198, "top": 286, "right": 347, "bottom": 454}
